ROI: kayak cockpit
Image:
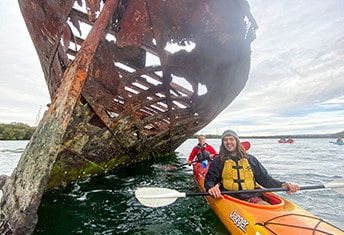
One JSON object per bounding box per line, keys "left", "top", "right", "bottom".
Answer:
{"left": 223, "top": 192, "right": 285, "bottom": 210}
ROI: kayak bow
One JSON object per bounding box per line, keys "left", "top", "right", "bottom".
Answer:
{"left": 192, "top": 162, "right": 344, "bottom": 235}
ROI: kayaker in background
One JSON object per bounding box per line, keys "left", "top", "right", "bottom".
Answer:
{"left": 337, "top": 137, "right": 343, "bottom": 143}
{"left": 188, "top": 134, "right": 217, "bottom": 165}
{"left": 205, "top": 130, "right": 299, "bottom": 205}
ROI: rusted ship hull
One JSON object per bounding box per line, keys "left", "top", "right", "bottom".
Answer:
{"left": 0, "top": 0, "right": 257, "bottom": 233}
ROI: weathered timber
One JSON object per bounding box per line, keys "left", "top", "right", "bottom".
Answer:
{"left": 0, "top": 0, "right": 257, "bottom": 234}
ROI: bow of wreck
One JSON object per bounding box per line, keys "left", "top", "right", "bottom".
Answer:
{"left": 1, "top": 0, "right": 257, "bottom": 234}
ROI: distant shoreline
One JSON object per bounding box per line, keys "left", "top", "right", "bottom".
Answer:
{"left": 1, "top": 123, "right": 342, "bottom": 140}
{"left": 192, "top": 134, "right": 341, "bottom": 139}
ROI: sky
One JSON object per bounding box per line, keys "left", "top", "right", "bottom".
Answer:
{"left": 0, "top": 1, "right": 343, "bottom": 136}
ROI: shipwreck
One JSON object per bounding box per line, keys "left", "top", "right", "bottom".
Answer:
{"left": 0, "top": 0, "right": 257, "bottom": 234}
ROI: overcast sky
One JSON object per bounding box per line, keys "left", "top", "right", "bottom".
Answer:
{"left": 1, "top": 1, "right": 343, "bottom": 136}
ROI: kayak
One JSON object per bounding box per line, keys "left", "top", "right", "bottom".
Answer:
{"left": 329, "top": 141, "right": 344, "bottom": 145}
{"left": 193, "top": 162, "right": 344, "bottom": 235}
{"left": 278, "top": 138, "right": 294, "bottom": 143}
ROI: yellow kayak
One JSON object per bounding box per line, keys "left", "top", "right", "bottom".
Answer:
{"left": 193, "top": 162, "right": 344, "bottom": 235}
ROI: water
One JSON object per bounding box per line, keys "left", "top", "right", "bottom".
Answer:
{"left": 0, "top": 139, "right": 343, "bottom": 234}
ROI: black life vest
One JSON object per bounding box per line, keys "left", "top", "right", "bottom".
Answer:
{"left": 196, "top": 144, "right": 210, "bottom": 161}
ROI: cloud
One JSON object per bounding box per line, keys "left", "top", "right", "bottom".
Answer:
{"left": 0, "top": 1, "right": 343, "bottom": 136}
{"left": 0, "top": 1, "right": 49, "bottom": 125}
{"left": 200, "top": 0, "right": 344, "bottom": 135}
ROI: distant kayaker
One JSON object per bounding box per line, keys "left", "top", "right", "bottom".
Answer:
{"left": 337, "top": 138, "right": 343, "bottom": 143}
{"left": 205, "top": 130, "right": 299, "bottom": 205}
{"left": 188, "top": 134, "right": 217, "bottom": 165}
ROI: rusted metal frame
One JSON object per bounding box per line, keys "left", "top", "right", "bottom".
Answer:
{"left": 81, "top": 84, "right": 167, "bottom": 151}
{"left": 18, "top": 0, "right": 76, "bottom": 99}
{"left": 65, "top": 8, "right": 145, "bottom": 157}
{"left": 120, "top": 73, "right": 161, "bottom": 94}
{"left": 142, "top": 98, "right": 169, "bottom": 113}
{"left": 107, "top": 105, "right": 123, "bottom": 114}
{"left": 137, "top": 106, "right": 157, "bottom": 116}
{"left": 83, "top": 83, "right": 118, "bottom": 113}
{"left": 142, "top": 117, "right": 171, "bottom": 133}
{"left": 131, "top": 91, "right": 183, "bottom": 116}
{"left": 67, "top": 48, "right": 77, "bottom": 58}
{"left": 133, "top": 109, "right": 153, "bottom": 121}
{"left": 160, "top": 71, "right": 173, "bottom": 118}
{"left": 122, "top": 104, "right": 148, "bottom": 139}
{"left": 141, "top": 123, "right": 169, "bottom": 136}
{"left": 144, "top": 0, "right": 175, "bottom": 132}
{"left": 124, "top": 82, "right": 163, "bottom": 101}
{"left": 70, "top": 7, "right": 160, "bottom": 69}
{"left": 160, "top": 76, "right": 193, "bottom": 98}
{"left": 86, "top": 99, "right": 122, "bottom": 130}
{"left": 130, "top": 78, "right": 154, "bottom": 91}
{"left": 123, "top": 65, "right": 162, "bottom": 83}
{"left": 118, "top": 73, "right": 191, "bottom": 115}
{"left": 124, "top": 101, "right": 172, "bottom": 129}
{"left": 123, "top": 77, "right": 176, "bottom": 112}
{"left": 82, "top": 85, "right": 125, "bottom": 129}
{"left": 66, "top": 35, "right": 85, "bottom": 57}
{"left": 171, "top": 108, "right": 198, "bottom": 121}
{"left": 46, "top": 2, "right": 76, "bottom": 86}
{"left": 110, "top": 95, "right": 170, "bottom": 121}
{"left": 140, "top": 111, "right": 172, "bottom": 130}
{"left": 132, "top": 90, "right": 191, "bottom": 114}
{"left": 139, "top": 105, "right": 166, "bottom": 120}
{"left": 109, "top": 95, "right": 125, "bottom": 107}
{"left": 113, "top": 60, "right": 165, "bottom": 91}
{"left": 168, "top": 85, "right": 187, "bottom": 99}
{"left": 141, "top": 114, "right": 171, "bottom": 130}
{"left": 169, "top": 82, "right": 193, "bottom": 97}
{"left": 71, "top": 7, "right": 159, "bottom": 57}
{"left": 70, "top": 7, "right": 97, "bottom": 27}
{"left": 150, "top": 92, "right": 191, "bottom": 110}
{"left": 0, "top": 1, "right": 120, "bottom": 234}
{"left": 125, "top": 74, "right": 163, "bottom": 89}
{"left": 136, "top": 67, "right": 164, "bottom": 84}
{"left": 115, "top": 66, "right": 163, "bottom": 98}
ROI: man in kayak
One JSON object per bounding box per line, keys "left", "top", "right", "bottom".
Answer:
{"left": 188, "top": 134, "right": 217, "bottom": 165}
{"left": 204, "top": 130, "right": 299, "bottom": 205}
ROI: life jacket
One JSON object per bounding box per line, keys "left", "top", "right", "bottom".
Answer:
{"left": 196, "top": 144, "right": 210, "bottom": 161}
{"left": 222, "top": 157, "right": 255, "bottom": 190}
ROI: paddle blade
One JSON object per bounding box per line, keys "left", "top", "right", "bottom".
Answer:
{"left": 135, "top": 187, "right": 185, "bottom": 208}
{"left": 325, "top": 178, "right": 344, "bottom": 195}
{"left": 241, "top": 141, "right": 251, "bottom": 151}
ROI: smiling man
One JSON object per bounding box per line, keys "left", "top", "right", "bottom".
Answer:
{"left": 204, "top": 129, "right": 299, "bottom": 204}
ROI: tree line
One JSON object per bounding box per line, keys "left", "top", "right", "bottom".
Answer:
{"left": 0, "top": 123, "right": 36, "bottom": 140}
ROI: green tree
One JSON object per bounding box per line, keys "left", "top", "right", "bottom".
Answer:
{"left": 0, "top": 123, "right": 36, "bottom": 140}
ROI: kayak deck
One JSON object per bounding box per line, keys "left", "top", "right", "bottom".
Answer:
{"left": 193, "top": 162, "right": 344, "bottom": 235}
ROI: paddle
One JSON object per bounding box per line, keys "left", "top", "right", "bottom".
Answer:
{"left": 135, "top": 178, "right": 344, "bottom": 208}
{"left": 240, "top": 141, "right": 251, "bottom": 151}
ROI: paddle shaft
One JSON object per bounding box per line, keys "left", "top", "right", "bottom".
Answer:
{"left": 135, "top": 180, "right": 344, "bottom": 207}
{"left": 185, "top": 184, "right": 330, "bottom": 197}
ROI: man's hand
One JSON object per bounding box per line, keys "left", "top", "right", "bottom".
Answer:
{"left": 281, "top": 182, "right": 300, "bottom": 195}
{"left": 208, "top": 184, "right": 223, "bottom": 199}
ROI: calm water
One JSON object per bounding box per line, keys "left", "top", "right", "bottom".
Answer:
{"left": 0, "top": 139, "right": 343, "bottom": 234}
